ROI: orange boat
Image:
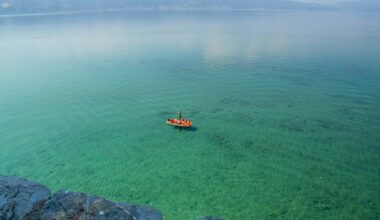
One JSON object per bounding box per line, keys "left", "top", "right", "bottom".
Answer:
{"left": 166, "top": 118, "right": 192, "bottom": 128}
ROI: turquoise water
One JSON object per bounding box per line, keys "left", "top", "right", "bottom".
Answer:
{"left": 0, "top": 11, "right": 379, "bottom": 219}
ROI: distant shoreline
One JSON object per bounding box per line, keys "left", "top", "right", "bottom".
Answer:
{"left": 0, "top": 9, "right": 371, "bottom": 19}
{"left": 0, "top": 8, "right": 337, "bottom": 18}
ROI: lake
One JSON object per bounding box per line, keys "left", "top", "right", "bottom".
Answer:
{"left": 0, "top": 11, "right": 379, "bottom": 219}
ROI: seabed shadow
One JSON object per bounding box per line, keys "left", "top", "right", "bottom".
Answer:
{"left": 173, "top": 126, "right": 198, "bottom": 132}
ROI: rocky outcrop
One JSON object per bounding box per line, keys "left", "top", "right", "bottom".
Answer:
{"left": 0, "top": 176, "right": 51, "bottom": 219}
{"left": 0, "top": 176, "right": 162, "bottom": 220}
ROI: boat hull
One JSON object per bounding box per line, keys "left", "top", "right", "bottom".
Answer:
{"left": 166, "top": 119, "right": 192, "bottom": 128}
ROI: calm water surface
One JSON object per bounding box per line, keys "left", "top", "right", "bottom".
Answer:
{"left": 0, "top": 11, "right": 379, "bottom": 219}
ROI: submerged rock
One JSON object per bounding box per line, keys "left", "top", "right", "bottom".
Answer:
{"left": 198, "top": 216, "right": 225, "bottom": 220}
{"left": 0, "top": 176, "right": 162, "bottom": 220}
{"left": 117, "top": 202, "right": 164, "bottom": 220}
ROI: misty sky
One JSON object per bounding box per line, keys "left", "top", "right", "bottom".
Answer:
{"left": 0, "top": 0, "right": 376, "bottom": 13}
{"left": 294, "top": 0, "right": 358, "bottom": 5}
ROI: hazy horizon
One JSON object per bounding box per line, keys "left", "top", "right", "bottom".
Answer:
{"left": 1, "top": 0, "right": 380, "bottom": 15}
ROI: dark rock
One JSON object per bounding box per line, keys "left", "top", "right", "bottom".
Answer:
{"left": 118, "top": 202, "right": 163, "bottom": 220}
{"left": 41, "top": 190, "right": 136, "bottom": 220}
{"left": 197, "top": 216, "right": 225, "bottom": 220}
{"left": 0, "top": 176, "right": 162, "bottom": 220}
{"left": 0, "top": 176, "right": 51, "bottom": 219}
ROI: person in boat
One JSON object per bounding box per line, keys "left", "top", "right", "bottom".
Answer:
{"left": 178, "top": 110, "right": 182, "bottom": 120}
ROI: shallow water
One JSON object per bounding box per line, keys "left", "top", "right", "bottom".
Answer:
{"left": 0, "top": 11, "right": 379, "bottom": 219}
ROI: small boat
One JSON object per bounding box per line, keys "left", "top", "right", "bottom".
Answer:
{"left": 166, "top": 118, "right": 192, "bottom": 128}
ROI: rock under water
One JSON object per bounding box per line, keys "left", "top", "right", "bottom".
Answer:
{"left": 197, "top": 216, "right": 225, "bottom": 220}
